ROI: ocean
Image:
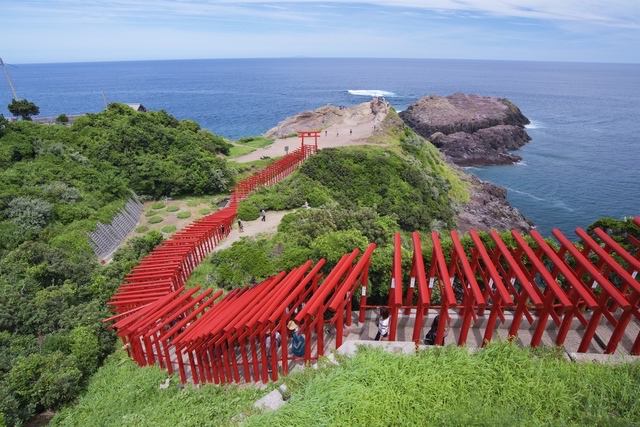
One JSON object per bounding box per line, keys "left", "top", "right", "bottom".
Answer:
{"left": 1, "top": 58, "right": 638, "bottom": 238}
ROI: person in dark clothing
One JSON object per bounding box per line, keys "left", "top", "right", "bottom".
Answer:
{"left": 424, "top": 315, "right": 447, "bottom": 346}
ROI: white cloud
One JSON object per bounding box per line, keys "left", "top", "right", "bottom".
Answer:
{"left": 4, "top": 0, "right": 639, "bottom": 28}
{"left": 1, "top": 0, "right": 638, "bottom": 63}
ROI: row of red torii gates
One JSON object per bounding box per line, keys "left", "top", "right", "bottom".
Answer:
{"left": 104, "top": 132, "right": 640, "bottom": 385}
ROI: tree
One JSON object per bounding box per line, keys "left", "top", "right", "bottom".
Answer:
{"left": 0, "top": 113, "right": 8, "bottom": 136}
{"left": 55, "top": 113, "right": 69, "bottom": 124}
{"left": 7, "top": 99, "right": 40, "bottom": 121}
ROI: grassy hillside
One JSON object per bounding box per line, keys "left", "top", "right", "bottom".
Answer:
{"left": 51, "top": 341, "right": 640, "bottom": 427}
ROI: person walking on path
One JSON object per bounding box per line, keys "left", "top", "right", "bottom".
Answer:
{"left": 375, "top": 307, "right": 390, "bottom": 341}
{"left": 260, "top": 209, "right": 266, "bottom": 222}
{"left": 424, "top": 315, "right": 447, "bottom": 346}
{"left": 237, "top": 219, "right": 244, "bottom": 232}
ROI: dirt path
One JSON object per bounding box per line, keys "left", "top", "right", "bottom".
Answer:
{"left": 214, "top": 210, "right": 293, "bottom": 251}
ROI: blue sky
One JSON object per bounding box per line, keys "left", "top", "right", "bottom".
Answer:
{"left": 2, "top": 0, "right": 639, "bottom": 64}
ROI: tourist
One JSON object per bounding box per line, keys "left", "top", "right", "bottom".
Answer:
{"left": 374, "top": 307, "right": 390, "bottom": 341}
{"left": 304, "top": 201, "right": 310, "bottom": 209}
{"left": 424, "top": 315, "right": 447, "bottom": 346}
{"left": 238, "top": 219, "right": 244, "bottom": 232}
{"left": 260, "top": 209, "right": 266, "bottom": 221}
{"left": 288, "top": 320, "right": 305, "bottom": 358}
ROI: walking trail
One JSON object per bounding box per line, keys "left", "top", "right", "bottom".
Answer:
{"left": 216, "top": 98, "right": 391, "bottom": 249}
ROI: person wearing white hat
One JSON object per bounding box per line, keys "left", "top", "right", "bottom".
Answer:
{"left": 287, "top": 320, "right": 305, "bottom": 358}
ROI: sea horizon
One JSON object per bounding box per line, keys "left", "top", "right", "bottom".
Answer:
{"left": 7, "top": 56, "right": 640, "bottom": 67}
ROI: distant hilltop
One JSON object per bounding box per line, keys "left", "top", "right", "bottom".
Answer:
{"left": 259, "top": 96, "right": 533, "bottom": 234}
{"left": 401, "top": 93, "right": 531, "bottom": 166}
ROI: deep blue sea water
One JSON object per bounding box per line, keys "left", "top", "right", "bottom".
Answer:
{"left": 1, "top": 58, "right": 638, "bottom": 238}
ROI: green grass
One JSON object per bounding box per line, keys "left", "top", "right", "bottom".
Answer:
{"left": 151, "top": 202, "right": 166, "bottom": 210}
{"left": 198, "top": 208, "right": 212, "bottom": 215}
{"left": 148, "top": 216, "right": 163, "bottom": 224}
{"left": 228, "top": 145, "right": 256, "bottom": 158}
{"left": 243, "top": 342, "right": 640, "bottom": 427}
{"left": 51, "top": 351, "right": 265, "bottom": 427}
{"left": 161, "top": 225, "right": 177, "bottom": 234}
{"left": 186, "top": 200, "right": 199, "bottom": 207}
{"left": 236, "top": 136, "right": 274, "bottom": 148}
{"left": 176, "top": 211, "right": 191, "bottom": 219}
{"left": 51, "top": 342, "right": 640, "bottom": 427}
{"left": 145, "top": 210, "right": 157, "bottom": 217}
{"left": 135, "top": 226, "right": 149, "bottom": 233}
{"left": 166, "top": 206, "right": 180, "bottom": 212}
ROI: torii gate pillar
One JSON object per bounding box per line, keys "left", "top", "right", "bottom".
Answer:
{"left": 298, "top": 130, "right": 321, "bottom": 151}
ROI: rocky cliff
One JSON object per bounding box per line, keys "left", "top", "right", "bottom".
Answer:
{"left": 400, "top": 93, "right": 531, "bottom": 166}
{"left": 455, "top": 171, "right": 534, "bottom": 234}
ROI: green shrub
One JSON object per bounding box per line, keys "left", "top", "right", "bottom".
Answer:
{"left": 208, "top": 239, "right": 275, "bottom": 289}
{"left": 161, "top": 225, "right": 176, "bottom": 234}
{"left": 166, "top": 206, "right": 180, "bottom": 212}
{"left": 151, "top": 202, "right": 166, "bottom": 210}
{"left": 236, "top": 202, "right": 260, "bottom": 221}
{"left": 135, "top": 226, "right": 149, "bottom": 233}
{"left": 55, "top": 114, "right": 69, "bottom": 124}
{"left": 176, "top": 211, "right": 191, "bottom": 219}
{"left": 148, "top": 216, "right": 163, "bottom": 224}
{"left": 144, "top": 210, "right": 157, "bottom": 217}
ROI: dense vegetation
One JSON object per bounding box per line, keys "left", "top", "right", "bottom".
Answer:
{"left": 0, "top": 104, "right": 234, "bottom": 426}
{"left": 51, "top": 341, "right": 640, "bottom": 427}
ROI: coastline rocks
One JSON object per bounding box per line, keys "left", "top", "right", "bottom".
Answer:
{"left": 400, "top": 93, "right": 531, "bottom": 166}
{"left": 456, "top": 171, "right": 534, "bottom": 234}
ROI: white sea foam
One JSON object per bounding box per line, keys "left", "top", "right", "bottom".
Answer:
{"left": 552, "top": 200, "right": 575, "bottom": 212}
{"left": 525, "top": 120, "right": 545, "bottom": 130}
{"left": 348, "top": 90, "right": 396, "bottom": 97}
{"left": 505, "top": 187, "right": 544, "bottom": 202}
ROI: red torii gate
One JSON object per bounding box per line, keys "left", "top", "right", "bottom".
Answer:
{"left": 359, "top": 222, "right": 640, "bottom": 354}
{"left": 105, "top": 136, "right": 638, "bottom": 385}
{"left": 105, "top": 144, "right": 316, "bottom": 360}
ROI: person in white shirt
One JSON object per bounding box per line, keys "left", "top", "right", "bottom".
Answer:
{"left": 375, "top": 307, "right": 390, "bottom": 340}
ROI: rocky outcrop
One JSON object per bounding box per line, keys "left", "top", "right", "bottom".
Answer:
{"left": 400, "top": 93, "right": 531, "bottom": 166}
{"left": 455, "top": 171, "right": 534, "bottom": 234}
{"left": 264, "top": 98, "right": 389, "bottom": 139}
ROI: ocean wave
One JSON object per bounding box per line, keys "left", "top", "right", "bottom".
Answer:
{"left": 525, "top": 120, "right": 545, "bottom": 129}
{"left": 348, "top": 90, "right": 396, "bottom": 97}
{"left": 505, "top": 187, "right": 544, "bottom": 201}
{"left": 552, "top": 200, "right": 575, "bottom": 212}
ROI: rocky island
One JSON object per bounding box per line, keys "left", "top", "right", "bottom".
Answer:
{"left": 400, "top": 93, "right": 531, "bottom": 166}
